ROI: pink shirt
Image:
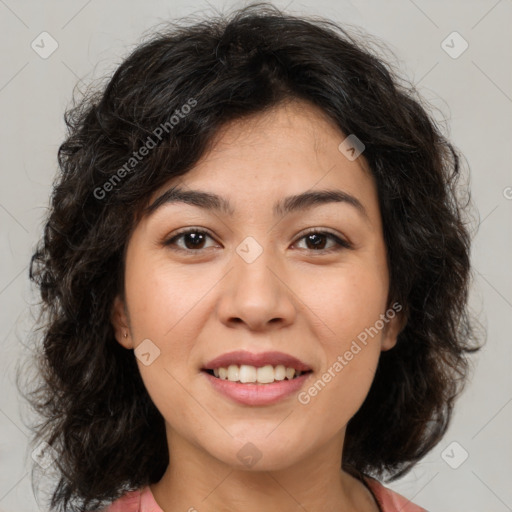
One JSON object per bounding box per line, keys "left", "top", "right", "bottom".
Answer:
{"left": 101, "top": 476, "right": 427, "bottom": 511}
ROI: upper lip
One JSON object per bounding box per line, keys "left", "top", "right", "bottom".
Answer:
{"left": 203, "top": 350, "right": 312, "bottom": 372}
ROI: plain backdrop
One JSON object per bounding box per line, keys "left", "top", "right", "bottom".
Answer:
{"left": 1, "top": 1, "right": 511, "bottom": 511}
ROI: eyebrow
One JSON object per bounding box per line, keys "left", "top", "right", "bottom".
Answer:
{"left": 144, "top": 186, "right": 369, "bottom": 221}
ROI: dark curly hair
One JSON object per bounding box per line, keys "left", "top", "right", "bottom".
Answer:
{"left": 20, "top": 3, "right": 483, "bottom": 511}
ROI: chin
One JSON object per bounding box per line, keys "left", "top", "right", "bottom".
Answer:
{"left": 206, "top": 437, "right": 307, "bottom": 472}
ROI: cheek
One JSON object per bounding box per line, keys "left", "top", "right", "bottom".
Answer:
{"left": 298, "top": 280, "right": 384, "bottom": 429}
{"left": 297, "top": 349, "right": 380, "bottom": 443}
{"left": 125, "top": 249, "right": 217, "bottom": 342}
{"left": 294, "top": 260, "right": 386, "bottom": 415}
{"left": 303, "top": 258, "right": 389, "bottom": 345}
{"left": 137, "top": 360, "right": 214, "bottom": 449}
{"left": 124, "top": 253, "right": 217, "bottom": 423}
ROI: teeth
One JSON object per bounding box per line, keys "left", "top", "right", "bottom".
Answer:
{"left": 239, "top": 364, "right": 257, "bottom": 383}
{"left": 285, "top": 367, "right": 295, "bottom": 380}
{"left": 209, "top": 364, "right": 305, "bottom": 384}
{"left": 256, "top": 365, "right": 274, "bottom": 384}
{"left": 227, "top": 364, "right": 239, "bottom": 381}
{"left": 274, "top": 365, "right": 286, "bottom": 381}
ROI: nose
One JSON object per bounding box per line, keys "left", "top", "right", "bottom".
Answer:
{"left": 216, "top": 244, "right": 297, "bottom": 332}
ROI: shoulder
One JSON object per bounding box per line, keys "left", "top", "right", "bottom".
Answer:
{"left": 95, "top": 489, "right": 141, "bottom": 512}
{"left": 363, "top": 476, "right": 429, "bottom": 512}
{"left": 96, "top": 486, "right": 163, "bottom": 512}
{"left": 94, "top": 480, "right": 427, "bottom": 512}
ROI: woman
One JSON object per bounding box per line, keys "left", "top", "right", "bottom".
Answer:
{"left": 25, "top": 3, "right": 481, "bottom": 511}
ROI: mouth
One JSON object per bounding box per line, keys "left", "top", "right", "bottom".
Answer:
{"left": 201, "top": 350, "right": 313, "bottom": 385}
{"left": 201, "top": 363, "right": 314, "bottom": 406}
{"left": 202, "top": 365, "right": 313, "bottom": 384}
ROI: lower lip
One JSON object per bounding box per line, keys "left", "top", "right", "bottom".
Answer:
{"left": 202, "top": 371, "right": 312, "bottom": 406}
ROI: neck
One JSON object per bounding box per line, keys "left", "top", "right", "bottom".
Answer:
{"left": 150, "top": 427, "right": 379, "bottom": 512}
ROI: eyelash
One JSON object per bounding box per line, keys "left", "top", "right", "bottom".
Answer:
{"left": 163, "top": 227, "right": 352, "bottom": 254}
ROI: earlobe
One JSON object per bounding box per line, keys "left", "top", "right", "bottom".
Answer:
{"left": 111, "top": 295, "right": 133, "bottom": 349}
{"left": 380, "top": 309, "right": 407, "bottom": 352}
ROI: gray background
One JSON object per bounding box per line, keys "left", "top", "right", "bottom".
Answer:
{"left": 1, "top": 0, "right": 511, "bottom": 511}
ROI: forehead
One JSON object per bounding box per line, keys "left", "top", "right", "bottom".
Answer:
{"left": 145, "top": 99, "right": 379, "bottom": 226}
{"left": 205, "top": 99, "right": 362, "bottom": 160}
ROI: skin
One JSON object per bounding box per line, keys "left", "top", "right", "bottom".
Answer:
{"left": 112, "top": 99, "right": 405, "bottom": 512}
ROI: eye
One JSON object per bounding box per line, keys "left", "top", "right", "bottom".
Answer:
{"left": 163, "top": 228, "right": 218, "bottom": 252}
{"left": 293, "top": 229, "right": 352, "bottom": 252}
{"left": 163, "top": 227, "right": 351, "bottom": 254}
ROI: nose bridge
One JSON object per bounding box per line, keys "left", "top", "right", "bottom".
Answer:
{"left": 217, "top": 235, "right": 296, "bottom": 329}
{"left": 233, "top": 234, "right": 281, "bottom": 304}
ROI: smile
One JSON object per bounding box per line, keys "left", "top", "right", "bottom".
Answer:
{"left": 205, "top": 364, "right": 310, "bottom": 384}
{"left": 201, "top": 367, "right": 313, "bottom": 406}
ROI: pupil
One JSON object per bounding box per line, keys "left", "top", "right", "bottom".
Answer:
{"left": 185, "top": 233, "right": 204, "bottom": 249}
{"left": 307, "top": 234, "right": 325, "bottom": 250}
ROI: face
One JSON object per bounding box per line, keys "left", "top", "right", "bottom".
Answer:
{"left": 112, "top": 99, "right": 403, "bottom": 472}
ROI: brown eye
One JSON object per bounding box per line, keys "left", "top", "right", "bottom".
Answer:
{"left": 164, "top": 229, "right": 217, "bottom": 252}
{"left": 163, "top": 228, "right": 351, "bottom": 254}
{"left": 294, "top": 230, "right": 351, "bottom": 252}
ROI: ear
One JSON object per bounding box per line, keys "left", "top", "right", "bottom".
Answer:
{"left": 380, "top": 305, "right": 407, "bottom": 352}
{"left": 111, "top": 294, "right": 133, "bottom": 349}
